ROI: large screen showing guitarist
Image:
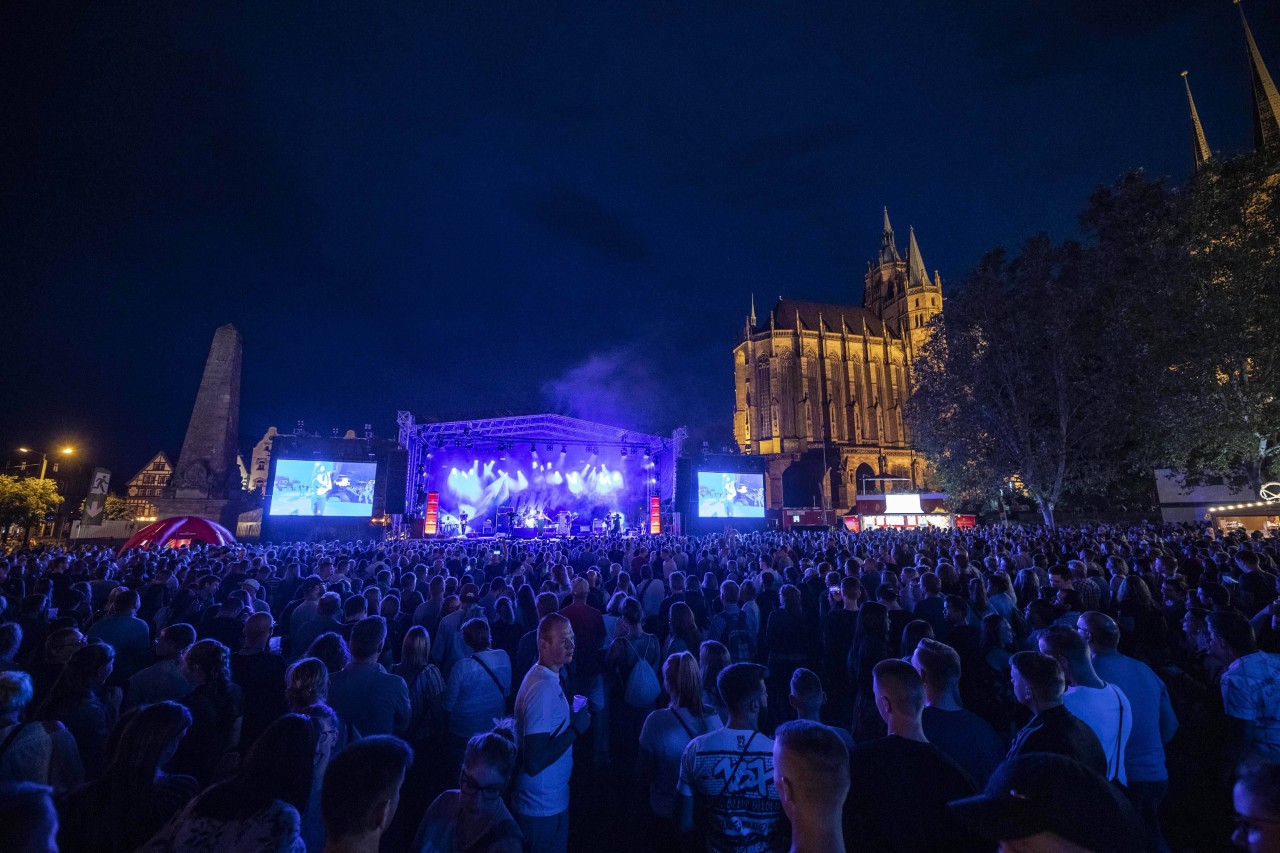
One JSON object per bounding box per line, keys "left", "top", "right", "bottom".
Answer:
{"left": 269, "top": 459, "right": 378, "bottom": 517}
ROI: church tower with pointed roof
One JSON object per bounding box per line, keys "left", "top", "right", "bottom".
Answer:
{"left": 1182, "top": 70, "right": 1213, "bottom": 172}
{"left": 864, "top": 211, "right": 944, "bottom": 356}
{"left": 1237, "top": 0, "right": 1280, "bottom": 152}
{"left": 732, "top": 211, "right": 942, "bottom": 511}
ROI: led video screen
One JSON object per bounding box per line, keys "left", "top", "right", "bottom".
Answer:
{"left": 697, "top": 471, "right": 765, "bottom": 518}
{"left": 269, "top": 459, "right": 378, "bottom": 517}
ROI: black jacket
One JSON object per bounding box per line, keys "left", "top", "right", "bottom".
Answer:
{"left": 1007, "top": 703, "right": 1107, "bottom": 778}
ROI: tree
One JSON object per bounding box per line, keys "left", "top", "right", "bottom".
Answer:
{"left": 104, "top": 495, "right": 135, "bottom": 521}
{"left": 0, "top": 475, "right": 64, "bottom": 544}
{"left": 906, "top": 224, "right": 1157, "bottom": 528}
{"left": 1153, "top": 150, "right": 1280, "bottom": 493}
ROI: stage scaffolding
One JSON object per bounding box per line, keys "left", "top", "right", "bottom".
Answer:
{"left": 396, "top": 411, "right": 686, "bottom": 522}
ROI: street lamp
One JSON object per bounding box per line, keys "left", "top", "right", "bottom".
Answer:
{"left": 17, "top": 446, "right": 74, "bottom": 480}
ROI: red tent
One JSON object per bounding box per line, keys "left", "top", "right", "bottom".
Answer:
{"left": 118, "top": 516, "right": 237, "bottom": 555}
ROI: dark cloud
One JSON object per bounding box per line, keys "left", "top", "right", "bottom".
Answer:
{"left": 511, "top": 183, "right": 649, "bottom": 262}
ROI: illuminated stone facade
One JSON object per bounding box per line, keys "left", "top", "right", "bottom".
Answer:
{"left": 733, "top": 211, "right": 942, "bottom": 511}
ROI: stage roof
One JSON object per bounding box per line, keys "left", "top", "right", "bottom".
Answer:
{"left": 397, "top": 412, "right": 679, "bottom": 452}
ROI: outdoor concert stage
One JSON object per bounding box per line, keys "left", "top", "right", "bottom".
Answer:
{"left": 396, "top": 413, "right": 683, "bottom": 538}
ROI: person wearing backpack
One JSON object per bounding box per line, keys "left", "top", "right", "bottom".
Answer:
{"left": 606, "top": 598, "right": 661, "bottom": 787}
{"left": 707, "top": 581, "right": 756, "bottom": 664}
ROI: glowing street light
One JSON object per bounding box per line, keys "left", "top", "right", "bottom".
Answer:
{"left": 17, "top": 446, "right": 74, "bottom": 480}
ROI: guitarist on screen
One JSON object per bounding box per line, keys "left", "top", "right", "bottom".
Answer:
{"left": 310, "top": 462, "right": 333, "bottom": 516}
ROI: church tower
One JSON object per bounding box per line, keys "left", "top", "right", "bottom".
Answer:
{"left": 1181, "top": 70, "right": 1213, "bottom": 173}
{"left": 863, "top": 209, "right": 942, "bottom": 356}
{"left": 1237, "top": 0, "right": 1280, "bottom": 152}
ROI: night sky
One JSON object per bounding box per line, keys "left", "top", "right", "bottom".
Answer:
{"left": 4, "top": 1, "right": 1277, "bottom": 485}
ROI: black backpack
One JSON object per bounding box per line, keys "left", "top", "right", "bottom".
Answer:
{"left": 723, "top": 610, "right": 754, "bottom": 663}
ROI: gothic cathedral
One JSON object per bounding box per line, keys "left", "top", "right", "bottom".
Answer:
{"left": 732, "top": 210, "right": 941, "bottom": 511}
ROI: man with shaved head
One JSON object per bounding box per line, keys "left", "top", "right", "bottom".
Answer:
{"left": 843, "top": 659, "right": 979, "bottom": 852}
{"left": 1080, "top": 611, "right": 1179, "bottom": 852}
{"left": 774, "top": 720, "right": 849, "bottom": 853}
{"left": 232, "top": 611, "right": 287, "bottom": 750}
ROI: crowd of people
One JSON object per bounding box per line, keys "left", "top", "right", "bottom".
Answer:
{"left": 1, "top": 521, "right": 1279, "bottom": 852}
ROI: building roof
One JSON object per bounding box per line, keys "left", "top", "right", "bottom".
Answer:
{"left": 127, "top": 451, "right": 173, "bottom": 486}
{"left": 753, "top": 299, "right": 896, "bottom": 339}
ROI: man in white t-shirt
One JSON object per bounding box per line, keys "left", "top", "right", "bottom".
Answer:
{"left": 675, "top": 662, "right": 789, "bottom": 853}
{"left": 513, "top": 613, "right": 590, "bottom": 853}
{"left": 1039, "top": 626, "right": 1132, "bottom": 784}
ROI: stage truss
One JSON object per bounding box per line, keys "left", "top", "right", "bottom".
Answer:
{"left": 396, "top": 412, "right": 686, "bottom": 521}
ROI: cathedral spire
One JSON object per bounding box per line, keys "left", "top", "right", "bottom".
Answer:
{"left": 749, "top": 293, "right": 757, "bottom": 326}
{"left": 1236, "top": 0, "right": 1280, "bottom": 151}
{"left": 880, "top": 207, "right": 899, "bottom": 264}
{"left": 1181, "top": 71, "right": 1213, "bottom": 171}
{"left": 906, "top": 226, "right": 928, "bottom": 287}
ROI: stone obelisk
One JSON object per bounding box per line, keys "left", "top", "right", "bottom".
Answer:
{"left": 155, "top": 324, "right": 244, "bottom": 528}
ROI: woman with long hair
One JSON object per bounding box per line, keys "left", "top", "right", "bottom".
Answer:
{"left": 636, "top": 652, "right": 723, "bottom": 847}
{"left": 413, "top": 719, "right": 522, "bottom": 853}
{"left": 664, "top": 602, "right": 703, "bottom": 661}
{"left": 393, "top": 626, "right": 445, "bottom": 749}
{"left": 490, "top": 597, "right": 523, "bottom": 663}
{"left": 973, "top": 613, "right": 1021, "bottom": 735}
{"left": 967, "top": 577, "right": 993, "bottom": 619}
{"left": 698, "top": 640, "right": 731, "bottom": 724}
{"left": 849, "top": 601, "right": 893, "bottom": 743}
{"left": 141, "top": 714, "right": 318, "bottom": 853}
{"left": 169, "top": 639, "right": 244, "bottom": 785}
{"left": 1116, "top": 575, "right": 1169, "bottom": 665}
{"left": 514, "top": 585, "right": 538, "bottom": 633}
{"left": 35, "top": 641, "right": 118, "bottom": 778}
{"left": 1013, "top": 569, "right": 1041, "bottom": 610}
{"left": 57, "top": 701, "right": 197, "bottom": 853}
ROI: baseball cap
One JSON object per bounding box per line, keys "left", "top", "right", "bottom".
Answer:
{"left": 460, "top": 583, "right": 480, "bottom": 603}
{"left": 241, "top": 579, "right": 261, "bottom": 592}
{"left": 949, "top": 754, "right": 1142, "bottom": 853}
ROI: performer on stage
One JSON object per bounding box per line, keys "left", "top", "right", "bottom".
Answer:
{"left": 310, "top": 462, "right": 332, "bottom": 516}
{"left": 459, "top": 511, "right": 469, "bottom": 536}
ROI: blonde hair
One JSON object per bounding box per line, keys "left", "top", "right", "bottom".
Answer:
{"left": 663, "top": 651, "right": 705, "bottom": 716}
{"left": 285, "top": 657, "right": 329, "bottom": 711}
